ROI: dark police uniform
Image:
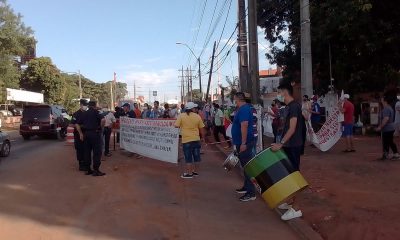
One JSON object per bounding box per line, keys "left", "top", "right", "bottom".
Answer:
{"left": 77, "top": 106, "right": 104, "bottom": 174}
{"left": 71, "top": 109, "right": 85, "bottom": 170}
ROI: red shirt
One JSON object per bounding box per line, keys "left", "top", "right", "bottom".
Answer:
{"left": 343, "top": 100, "right": 354, "bottom": 124}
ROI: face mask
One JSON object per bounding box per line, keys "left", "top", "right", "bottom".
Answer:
{"left": 277, "top": 94, "right": 284, "bottom": 103}
{"left": 82, "top": 106, "right": 88, "bottom": 111}
{"left": 233, "top": 100, "right": 237, "bottom": 106}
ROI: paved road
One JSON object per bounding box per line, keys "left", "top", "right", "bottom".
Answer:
{"left": 0, "top": 134, "right": 299, "bottom": 240}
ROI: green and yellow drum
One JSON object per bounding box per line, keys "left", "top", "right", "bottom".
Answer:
{"left": 244, "top": 148, "right": 308, "bottom": 209}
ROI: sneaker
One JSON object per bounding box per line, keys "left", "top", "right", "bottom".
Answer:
{"left": 92, "top": 170, "right": 106, "bottom": 177}
{"left": 235, "top": 187, "right": 247, "bottom": 194}
{"left": 239, "top": 194, "right": 256, "bottom": 202}
{"left": 281, "top": 208, "right": 303, "bottom": 221}
{"left": 105, "top": 153, "right": 112, "bottom": 157}
{"left": 181, "top": 173, "right": 193, "bottom": 179}
{"left": 192, "top": 172, "right": 199, "bottom": 177}
{"left": 278, "top": 203, "right": 292, "bottom": 210}
{"left": 391, "top": 153, "right": 400, "bottom": 160}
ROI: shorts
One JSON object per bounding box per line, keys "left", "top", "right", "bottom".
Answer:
{"left": 183, "top": 141, "right": 201, "bottom": 163}
{"left": 342, "top": 123, "right": 353, "bottom": 137}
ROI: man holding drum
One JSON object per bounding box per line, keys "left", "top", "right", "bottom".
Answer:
{"left": 271, "top": 82, "right": 304, "bottom": 220}
{"left": 232, "top": 92, "right": 257, "bottom": 202}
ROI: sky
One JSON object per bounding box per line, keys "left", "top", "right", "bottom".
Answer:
{"left": 8, "top": 0, "right": 273, "bottom": 101}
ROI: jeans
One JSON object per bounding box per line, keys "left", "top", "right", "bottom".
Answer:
{"left": 382, "top": 131, "right": 398, "bottom": 156}
{"left": 103, "top": 127, "right": 112, "bottom": 155}
{"left": 235, "top": 143, "right": 256, "bottom": 196}
{"left": 182, "top": 141, "right": 201, "bottom": 163}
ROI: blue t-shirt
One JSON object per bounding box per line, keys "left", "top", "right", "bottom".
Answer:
{"left": 311, "top": 102, "right": 321, "bottom": 123}
{"left": 232, "top": 104, "right": 255, "bottom": 146}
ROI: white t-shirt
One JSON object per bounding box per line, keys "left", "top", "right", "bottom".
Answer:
{"left": 214, "top": 109, "right": 224, "bottom": 126}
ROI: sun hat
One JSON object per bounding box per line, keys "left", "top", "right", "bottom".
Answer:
{"left": 185, "top": 102, "right": 198, "bottom": 110}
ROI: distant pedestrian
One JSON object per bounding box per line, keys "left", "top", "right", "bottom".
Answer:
{"left": 150, "top": 101, "right": 163, "bottom": 119}
{"left": 103, "top": 111, "right": 116, "bottom": 157}
{"left": 141, "top": 103, "right": 151, "bottom": 119}
{"left": 133, "top": 103, "right": 141, "bottom": 119}
{"left": 122, "top": 103, "right": 136, "bottom": 118}
{"left": 394, "top": 96, "right": 400, "bottom": 136}
{"left": 175, "top": 102, "right": 206, "bottom": 179}
{"left": 213, "top": 104, "right": 231, "bottom": 148}
{"left": 162, "top": 103, "right": 171, "bottom": 118}
{"left": 169, "top": 105, "right": 179, "bottom": 119}
{"left": 71, "top": 99, "right": 88, "bottom": 171}
{"left": 76, "top": 101, "right": 106, "bottom": 176}
{"left": 271, "top": 82, "right": 304, "bottom": 220}
{"left": 232, "top": 92, "right": 256, "bottom": 202}
{"left": 339, "top": 94, "right": 355, "bottom": 152}
{"left": 376, "top": 95, "right": 400, "bottom": 160}
{"left": 268, "top": 100, "right": 280, "bottom": 143}
{"left": 310, "top": 95, "right": 321, "bottom": 132}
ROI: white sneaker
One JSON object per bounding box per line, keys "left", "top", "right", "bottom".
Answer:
{"left": 391, "top": 153, "right": 400, "bottom": 160}
{"left": 281, "top": 208, "right": 303, "bottom": 221}
{"left": 278, "top": 203, "right": 292, "bottom": 210}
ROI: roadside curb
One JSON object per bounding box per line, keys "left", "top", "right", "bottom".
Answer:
{"left": 214, "top": 143, "right": 324, "bottom": 240}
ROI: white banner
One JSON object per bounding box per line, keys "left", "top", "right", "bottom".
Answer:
{"left": 307, "top": 107, "right": 343, "bottom": 152}
{"left": 120, "top": 117, "right": 179, "bottom": 163}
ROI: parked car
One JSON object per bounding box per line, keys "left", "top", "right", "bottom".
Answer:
{"left": 0, "top": 104, "right": 22, "bottom": 116}
{"left": 20, "top": 104, "right": 68, "bottom": 140}
{"left": 0, "top": 131, "right": 10, "bottom": 157}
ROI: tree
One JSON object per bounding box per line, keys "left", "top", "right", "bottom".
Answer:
{"left": 185, "top": 89, "right": 203, "bottom": 103}
{"left": 0, "top": 0, "right": 36, "bottom": 100}
{"left": 257, "top": 0, "right": 400, "bottom": 95}
{"left": 21, "top": 57, "right": 65, "bottom": 104}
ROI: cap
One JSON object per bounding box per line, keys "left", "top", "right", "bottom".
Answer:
{"left": 122, "top": 103, "right": 130, "bottom": 108}
{"left": 88, "top": 101, "right": 96, "bottom": 107}
{"left": 185, "top": 102, "right": 198, "bottom": 110}
{"left": 312, "top": 95, "right": 318, "bottom": 101}
{"left": 244, "top": 92, "right": 251, "bottom": 99}
{"left": 79, "top": 99, "right": 88, "bottom": 106}
{"left": 344, "top": 94, "right": 350, "bottom": 99}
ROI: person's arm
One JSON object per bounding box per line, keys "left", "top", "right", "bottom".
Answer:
{"left": 311, "top": 105, "right": 320, "bottom": 114}
{"left": 75, "top": 124, "right": 84, "bottom": 141}
{"left": 271, "top": 117, "right": 297, "bottom": 151}
{"left": 376, "top": 117, "right": 389, "bottom": 131}
{"left": 240, "top": 121, "right": 249, "bottom": 152}
{"left": 174, "top": 116, "right": 181, "bottom": 128}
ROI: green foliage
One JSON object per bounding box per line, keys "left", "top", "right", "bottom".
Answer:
{"left": 258, "top": 0, "right": 400, "bottom": 95}
{"left": 185, "top": 89, "right": 203, "bottom": 102}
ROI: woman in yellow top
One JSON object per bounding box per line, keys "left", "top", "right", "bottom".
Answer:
{"left": 175, "top": 102, "right": 206, "bottom": 179}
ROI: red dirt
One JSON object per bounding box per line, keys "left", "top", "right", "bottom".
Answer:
{"left": 296, "top": 136, "right": 400, "bottom": 240}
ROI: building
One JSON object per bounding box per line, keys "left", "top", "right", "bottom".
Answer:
{"left": 259, "top": 68, "right": 283, "bottom": 106}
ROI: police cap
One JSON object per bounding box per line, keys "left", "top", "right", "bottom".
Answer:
{"left": 80, "top": 99, "right": 88, "bottom": 106}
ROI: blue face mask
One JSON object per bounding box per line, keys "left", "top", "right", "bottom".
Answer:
{"left": 276, "top": 94, "right": 284, "bottom": 103}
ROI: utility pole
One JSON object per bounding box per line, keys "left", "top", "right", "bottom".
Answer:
{"left": 78, "top": 70, "right": 82, "bottom": 99}
{"left": 180, "top": 66, "right": 184, "bottom": 103}
{"left": 237, "top": 0, "right": 249, "bottom": 92}
{"left": 189, "top": 65, "right": 193, "bottom": 101}
{"left": 248, "top": 0, "right": 260, "bottom": 104}
{"left": 206, "top": 41, "right": 217, "bottom": 103}
{"left": 133, "top": 81, "right": 136, "bottom": 102}
{"left": 300, "top": 0, "right": 313, "bottom": 97}
{"left": 198, "top": 58, "right": 202, "bottom": 101}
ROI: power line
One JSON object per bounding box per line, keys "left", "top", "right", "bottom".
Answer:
{"left": 187, "top": 0, "right": 208, "bottom": 65}
{"left": 216, "top": 0, "right": 233, "bottom": 50}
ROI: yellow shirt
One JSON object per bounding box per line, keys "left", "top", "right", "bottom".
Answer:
{"left": 175, "top": 112, "right": 205, "bottom": 143}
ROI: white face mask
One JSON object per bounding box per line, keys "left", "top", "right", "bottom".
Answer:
{"left": 81, "top": 106, "right": 88, "bottom": 111}
{"left": 233, "top": 100, "right": 237, "bottom": 106}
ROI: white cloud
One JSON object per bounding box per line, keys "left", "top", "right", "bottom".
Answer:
{"left": 143, "top": 57, "right": 162, "bottom": 63}
{"left": 123, "top": 68, "right": 176, "bottom": 86}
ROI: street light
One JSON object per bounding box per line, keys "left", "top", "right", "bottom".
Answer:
{"left": 176, "top": 42, "right": 202, "bottom": 100}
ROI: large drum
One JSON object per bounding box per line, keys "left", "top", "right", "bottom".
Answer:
{"left": 244, "top": 148, "right": 308, "bottom": 209}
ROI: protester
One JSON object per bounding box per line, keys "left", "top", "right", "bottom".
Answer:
{"left": 75, "top": 101, "right": 106, "bottom": 176}
{"left": 302, "top": 95, "right": 311, "bottom": 121}
{"left": 244, "top": 93, "right": 259, "bottom": 153}
{"left": 169, "top": 105, "right": 179, "bottom": 119}
{"left": 213, "top": 104, "right": 231, "bottom": 148}
{"left": 103, "top": 110, "right": 116, "bottom": 157}
{"left": 175, "top": 102, "right": 206, "bottom": 179}
{"left": 162, "top": 103, "right": 171, "bottom": 118}
{"left": 271, "top": 83, "right": 304, "bottom": 220}
{"left": 141, "top": 103, "right": 151, "bottom": 119}
{"left": 71, "top": 99, "right": 88, "bottom": 171}
{"left": 150, "top": 101, "right": 163, "bottom": 119}
{"left": 232, "top": 92, "right": 256, "bottom": 202}
{"left": 114, "top": 106, "right": 124, "bottom": 143}
{"left": 122, "top": 103, "right": 136, "bottom": 118}
{"left": 268, "top": 100, "right": 280, "bottom": 143}
{"left": 133, "top": 103, "right": 141, "bottom": 119}
{"left": 339, "top": 94, "right": 355, "bottom": 152}
{"left": 310, "top": 95, "right": 321, "bottom": 132}
{"left": 395, "top": 96, "right": 400, "bottom": 136}
{"left": 376, "top": 95, "right": 400, "bottom": 160}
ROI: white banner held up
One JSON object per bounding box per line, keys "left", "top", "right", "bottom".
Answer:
{"left": 307, "top": 107, "right": 343, "bottom": 152}
{"left": 120, "top": 117, "right": 179, "bottom": 163}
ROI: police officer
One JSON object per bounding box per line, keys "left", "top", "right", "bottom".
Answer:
{"left": 71, "top": 99, "right": 88, "bottom": 171}
{"left": 76, "top": 101, "right": 106, "bottom": 176}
